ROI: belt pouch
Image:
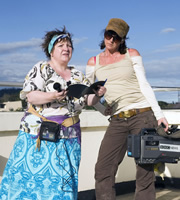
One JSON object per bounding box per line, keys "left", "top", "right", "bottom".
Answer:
{"left": 39, "top": 121, "right": 60, "bottom": 142}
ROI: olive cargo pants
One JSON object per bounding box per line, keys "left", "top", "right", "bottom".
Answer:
{"left": 95, "top": 110, "right": 158, "bottom": 200}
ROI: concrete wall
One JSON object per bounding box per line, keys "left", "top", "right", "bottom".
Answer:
{"left": 0, "top": 110, "right": 180, "bottom": 192}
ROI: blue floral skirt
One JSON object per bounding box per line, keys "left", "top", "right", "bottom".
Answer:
{"left": 0, "top": 130, "right": 81, "bottom": 200}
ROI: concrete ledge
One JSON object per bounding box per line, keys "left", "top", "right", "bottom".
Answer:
{"left": 1, "top": 109, "right": 180, "bottom": 192}
{"left": 0, "top": 110, "right": 109, "bottom": 131}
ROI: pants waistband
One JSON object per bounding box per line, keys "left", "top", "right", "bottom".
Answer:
{"left": 112, "top": 107, "right": 152, "bottom": 119}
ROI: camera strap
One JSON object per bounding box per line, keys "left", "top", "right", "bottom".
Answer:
{"left": 27, "top": 104, "right": 80, "bottom": 150}
{"left": 28, "top": 104, "right": 56, "bottom": 123}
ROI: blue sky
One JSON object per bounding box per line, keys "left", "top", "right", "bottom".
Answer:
{"left": 0, "top": 0, "right": 180, "bottom": 102}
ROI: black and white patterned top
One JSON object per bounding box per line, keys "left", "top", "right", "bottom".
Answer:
{"left": 19, "top": 61, "right": 90, "bottom": 135}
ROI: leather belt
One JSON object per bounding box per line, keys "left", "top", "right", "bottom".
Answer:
{"left": 113, "top": 107, "right": 152, "bottom": 119}
{"left": 61, "top": 115, "right": 79, "bottom": 127}
{"left": 28, "top": 104, "right": 79, "bottom": 127}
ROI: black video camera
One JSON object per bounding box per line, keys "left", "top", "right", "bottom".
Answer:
{"left": 127, "top": 128, "right": 180, "bottom": 164}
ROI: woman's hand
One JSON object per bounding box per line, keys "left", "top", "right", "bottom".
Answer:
{"left": 94, "top": 86, "right": 106, "bottom": 98}
{"left": 104, "top": 105, "right": 112, "bottom": 116}
{"left": 86, "top": 86, "right": 107, "bottom": 106}
{"left": 157, "top": 117, "right": 169, "bottom": 132}
{"left": 26, "top": 90, "right": 67, "bottom": 105}
{"left": 54, "top": 90, "right": 67, "bottom": 102}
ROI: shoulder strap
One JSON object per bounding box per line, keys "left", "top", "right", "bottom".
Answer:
{"left": 28, "top": 105, "right": 51, "bottom": 122}
{"left": 126, "top": 48, "right": 131, "bottom": 58}
{"left": 94, "top": 56, "right": 96, "bottom": 64}
{"left": 96, "top": 54, "right": 100, "bottom": 66}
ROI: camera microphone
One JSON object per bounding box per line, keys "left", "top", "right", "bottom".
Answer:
{"left": 53, "top": 82, "right": 62, "bottom": 92}
{"left": 67, "top": 81, "right": 71, "bottom": 87}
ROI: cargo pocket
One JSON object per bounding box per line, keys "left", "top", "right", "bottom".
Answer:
{"left": 142, "top": 111, "right": 158, "bottom": 129}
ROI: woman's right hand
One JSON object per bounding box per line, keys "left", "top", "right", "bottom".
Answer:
{"left": 54, "top": 90, "right": 67, "bottom": 102}
{"left": 104, "top": 105, "right": 112, "bottom": 116}
{"left": 157, "top": 117, "right": 169, "bottom": 132}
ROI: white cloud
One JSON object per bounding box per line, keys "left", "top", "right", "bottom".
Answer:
{"left": 72, "top": 65, "right": 86, "bottom": 73}
{"left": 0, "top": 51, "right": 45, "bottom": 82}
{"left": 144, "top": 56, "right": 180, "bottom": 103}
{"left": 145, "top": 56, "right": 180, "bottom": 87}
{"left": 73, "top": 37, "right": 88, "bottom": 45}
{"left": 83, "top": 48, "right": 100, "bottom": 54}
{"left": 151, "top": 43, "right": 180, "bottom": 53}
{"left": 0, "top": 38, "right": 42, "bottom": 54}
{"left": 1, "top": 36, "right": 180, "bottom": 94}
{"left": 0, "top": 36, "right": 90, "bottom": 83}
{"left": 161, "top": 28, "right": 176, "bottom": 33}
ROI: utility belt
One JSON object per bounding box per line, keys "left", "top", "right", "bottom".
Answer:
{"left": 28, "top": 105, "right": 79, "bottom": 150}
{"left": 112, "top": 107, "right": 152, "bottom": 119}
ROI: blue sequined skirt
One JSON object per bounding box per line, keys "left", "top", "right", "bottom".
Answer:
{"left": 0, "top": 130, "right": 81, "bottom": 200}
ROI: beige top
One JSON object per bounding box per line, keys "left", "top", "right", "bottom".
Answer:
{"left": 95, "top": 51, "right": 146, "bottom": 114}
{"left": 86, "top": 51, "right": 164, "bottom": 120}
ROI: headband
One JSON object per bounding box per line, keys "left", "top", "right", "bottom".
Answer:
{"left": 48, "top": 34, "right": 70, "bottom": 54}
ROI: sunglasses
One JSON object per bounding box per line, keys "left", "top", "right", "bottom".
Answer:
{"left": 104, "top": 31, "right": 121, "bottom": 43}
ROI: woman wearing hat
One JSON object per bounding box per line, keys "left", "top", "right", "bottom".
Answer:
{"left": 0, "top": 27, "right": 106, "bottom": 200}
{"left": 86, "top": 18, "right": 168, "bottom": 200}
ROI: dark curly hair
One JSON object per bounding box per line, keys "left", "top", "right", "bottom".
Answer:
{"left": 99, "top": 29, "right": 128, "bottom": 54}
{"left": 41, "top": 26, "right": 74, "bottom": 58}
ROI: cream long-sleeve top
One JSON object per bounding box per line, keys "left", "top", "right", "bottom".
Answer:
{"left": 86, "top": 52, "right": 164, "bottom": 120}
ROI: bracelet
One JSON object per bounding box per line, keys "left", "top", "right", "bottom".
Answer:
{"left": 95, "top": 94, "right": 104, "bottom": 98}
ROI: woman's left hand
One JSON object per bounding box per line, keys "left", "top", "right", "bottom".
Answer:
{"left": 87, "top": 86, "right": 107, "bottom": 106}
{"left": 94, "top": 86, "right": 106, "bottom": 98}
{"left": 157, "top": 117, "right": 169, "bottom": 132}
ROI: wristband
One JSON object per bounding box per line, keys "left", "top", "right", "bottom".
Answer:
{"left": 95, "top": 94, "right": 104, "bottom": 98}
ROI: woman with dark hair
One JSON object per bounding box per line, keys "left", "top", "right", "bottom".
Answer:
{"left": 86, "top": 18, "right": 168, "bottom": 200}
{"left": 0, "top": 26, "right": 106, "bottom": 200}
{"left": 99, "top": 30, "right": 127, "bottom": 54}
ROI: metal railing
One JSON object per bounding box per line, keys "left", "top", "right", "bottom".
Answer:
{"left": 1, "top": 81, "right": 180, "bottom": 91}
{"left": 0, "top": 82, "right": 23, "bottom": 88}
{"left": 1, "top": 81, "right": 180, "bottom": 103}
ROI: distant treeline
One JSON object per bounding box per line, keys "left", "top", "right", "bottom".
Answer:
{"left": 0, "top": 88, "right": 21, "bottom": 103}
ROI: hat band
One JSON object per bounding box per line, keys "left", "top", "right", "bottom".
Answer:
{"left": 48, "top": 34, "right": 69, "bottom": 54}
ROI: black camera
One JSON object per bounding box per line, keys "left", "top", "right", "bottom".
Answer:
{"left": 127, "top": 128, "right": 180, "bottom": 164}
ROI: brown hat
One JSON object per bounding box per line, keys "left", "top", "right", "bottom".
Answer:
{"left": 105, "top": 18, "right": 129, "bottom": 38}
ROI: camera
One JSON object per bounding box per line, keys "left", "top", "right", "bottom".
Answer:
{"left": 127, "top": 128, "right": 180, "bottom": 164}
